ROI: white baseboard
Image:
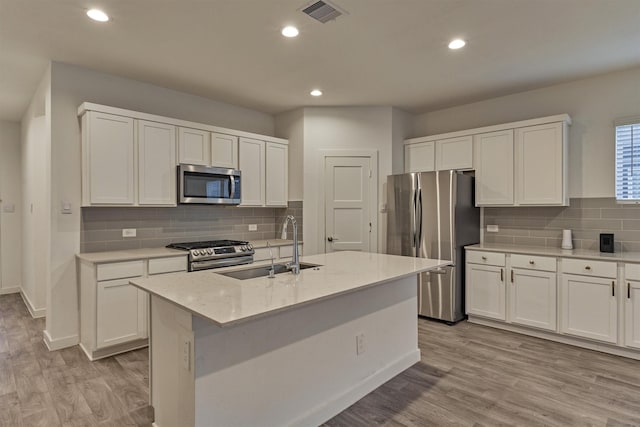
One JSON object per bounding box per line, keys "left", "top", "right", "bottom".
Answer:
{"left": 290, "top": 349, "right": 421, "bottom": 427}
{"left": 20, "top": 289, "right": 46, "bottom": 318}
{"left": 43, "top": 329, "right": 79, "bottom": 351}
{"left": 0, "top": 286, "right": 20, "bottom": 295}
{"left": 468, "top": 316, "right": 640, "bottom": 361}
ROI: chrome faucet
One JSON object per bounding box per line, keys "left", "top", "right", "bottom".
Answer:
{"left": 282, "top": 215, "right": 300, "bottom": 274}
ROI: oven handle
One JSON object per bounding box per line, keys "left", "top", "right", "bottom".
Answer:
{"left": 191, "top": 256, "right": 254, "bottom": 271}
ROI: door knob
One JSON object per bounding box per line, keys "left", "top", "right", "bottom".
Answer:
{"left": 327, "top": 236, "right": 339, "bottom": 242}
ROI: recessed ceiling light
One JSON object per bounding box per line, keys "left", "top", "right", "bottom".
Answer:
{"left": 310, "top": 89, "right": 323, "bottom": 97}
{"left": 87, "top": 9, "right": 109, "bottom": 22}
{"left": 281, "top": 26, "right": 299, "bottom": 38}
{"left": 448, "top": 39, "right": 466, "bottom": 50}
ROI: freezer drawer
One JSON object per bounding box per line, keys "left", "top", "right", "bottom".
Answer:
{"left": 418, "top": 265, "right": 464, "bottom": 322}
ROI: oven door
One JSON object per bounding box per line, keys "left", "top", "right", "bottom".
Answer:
{"left": 179, "top": 164, "right": 241, "bottom": 205}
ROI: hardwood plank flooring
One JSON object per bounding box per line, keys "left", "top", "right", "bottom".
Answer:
{"left": 2, "top": 293, "right": 640, "bottom": 426}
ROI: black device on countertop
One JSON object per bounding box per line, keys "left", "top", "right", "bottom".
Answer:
{"left": 600, "top": 233, "right": 615, "bottom": 253}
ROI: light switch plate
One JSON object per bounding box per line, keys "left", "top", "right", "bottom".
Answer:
{"left": 181, "top": 336, "right": 191, "bottom": 371}
{"left": 248, "top": 224, "right": 258, "bottom": 231}
{"left": 487, "top": 225, "right": 499, "bottom": 233}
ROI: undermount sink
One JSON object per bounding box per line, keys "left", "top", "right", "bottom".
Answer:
{"left": 219, "top": 262, "right": 321, "bottom": 280}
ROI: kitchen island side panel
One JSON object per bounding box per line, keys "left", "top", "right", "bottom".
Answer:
{"left": 192, "top": 276, "right": 419, "bottom": 427}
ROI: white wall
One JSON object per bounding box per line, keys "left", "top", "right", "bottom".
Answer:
{"left": 20, "top": 68, "right": 51, "bottom": 318}
{"left": 302, "top": 107, "right": 393, "bottom": 255}
{"left": 42, "top": 62, "right": 277, "bottom": 348}
{"left": 275, "top": 109, "right": 304, "bottom": 201}
{"left": 412, "top": 66, "right": 640, "bottom": 198}
{"left": 0, "top": 120, "right": 22, "bottom": 294}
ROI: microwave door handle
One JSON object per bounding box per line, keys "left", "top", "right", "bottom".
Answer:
{"left": 230, "top": 176, "right": 236, "bottom": 199}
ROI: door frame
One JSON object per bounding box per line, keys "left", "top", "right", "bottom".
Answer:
{"left": 318, "top": 150, "right": 379, "bottom": 254}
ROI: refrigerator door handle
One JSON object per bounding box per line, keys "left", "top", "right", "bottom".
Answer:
{"left": 416, "top": 188, "right": 423, "bottom": 254}
{"left": 412, "top": 189, "right": 418, "bottom": 254}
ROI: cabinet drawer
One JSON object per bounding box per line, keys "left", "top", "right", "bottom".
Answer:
{"left": 625, "top": 263, "right": 640, "bottom": 281}
{"left": 467, "top": 251, "right": 505, "bottom": 267}
{"left": 97, "top": 260, "right": 145, "bottom": 281}
{"left": 511, "top": 254, "right": 556, "bottom": 272}
{"left": 562, "top": 258, "right": 616, "bottom": 278}
{"left": 148, "top": 256, "right": 187, "bottom": 275}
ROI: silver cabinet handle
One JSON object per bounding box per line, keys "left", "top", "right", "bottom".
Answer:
{"left": 500, "top": 268, "right": 504, "bottom": 282}
{"left": 529, "top": 260, "right": 535, "bottom": 265}
{"left": 482, "top": 256, "right": 487, "bottom": 261}
{"left": 585, "top": 265, "right": 592, "bottom": 271}
{"left": 612, "top": 281, "right": 615, "bottom": 297}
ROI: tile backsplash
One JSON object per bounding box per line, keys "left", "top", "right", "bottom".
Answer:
{"left": 483, "top": 198, "right": 640, "bottom": 252}
{"left": 81, "top": 201, "right": 303, "bottom": 252}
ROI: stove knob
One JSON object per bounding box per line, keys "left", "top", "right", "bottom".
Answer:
{"left": 195, "top": 250, "right": 202, "bottom": 256}
{"left": 207, "top": 249, "right": 213, "bottom": 255}
{"left": 247, "top": 244, "right": 253, "bottom": 250}
{"left": 241, "top": 246, "right": 247, "bottom": 251}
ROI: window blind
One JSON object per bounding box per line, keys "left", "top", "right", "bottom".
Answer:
{"left": 615, "top": 122, "right": 640, "bottom": 202}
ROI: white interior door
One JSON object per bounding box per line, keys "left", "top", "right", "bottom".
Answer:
{"left": 324, "top": 157, "right": 371, "bottom": 253}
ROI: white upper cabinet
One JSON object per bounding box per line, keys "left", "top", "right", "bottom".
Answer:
{"left": 211, "top": 133, "right": 239, "bottom": 169}
{"left": 265, "top": 142, "right": 288, "bottom": 207}
{"left": 239, "top": 137, "right": 265, "bottom": 207}
{"left": 516, "top": 122, "right": 566, "bottom": 205}
{"left": 435, "top": 136, "right": 473, "bottom": 170}
{"left": 138, "top": 120, "right": 177, "bottom": 206}
{"left": 178, "top": 127, "right": 210, "bottom": 166}
{"left": 405, "top": 114, "right": 570, "bottom": 207}
{"left": 474, "top": 130, "right": 515, "bottom": 206}
{"left": 404, "top": 141, "right": 435, "bottom": 173}
{"left": 83, "top": 112, "right": 135, "bottom": 205}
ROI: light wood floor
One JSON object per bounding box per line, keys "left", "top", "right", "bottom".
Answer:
{"left": 2, "top": 293, "right": 640, "bottom": 426}
{"left": 0, "top": 293, "right": 152, "bottom": 426}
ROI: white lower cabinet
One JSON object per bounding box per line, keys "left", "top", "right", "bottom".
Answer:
{"left": 626, "top": 280, "right": 640, "bottom": 349}
{"left": 79, "top": 255, "right": 187, "bottom": 360}
{"left": 96, "top": 279, "right": 146, "bottom": 347}
{"left": 560, "top": 274, "right": 617, "bottom": 344}
{"left": 510, "top": 268, "right": 557, "bottom": 331}
{"left": 466, "top": 263, "right": 506, "bottom": 321}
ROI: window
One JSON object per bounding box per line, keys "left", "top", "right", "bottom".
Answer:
{"left": 615, "top": 119, "right": 640, "bottom": 203}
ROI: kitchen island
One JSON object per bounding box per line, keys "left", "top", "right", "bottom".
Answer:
{"left": 130, "top": 251, "right": 450, "bottom": 427}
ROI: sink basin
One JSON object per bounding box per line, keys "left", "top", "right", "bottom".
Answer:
{"left": 219, "top": 262, "right": 321, "bottom": 280}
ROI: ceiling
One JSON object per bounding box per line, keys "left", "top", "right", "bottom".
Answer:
{"left": 2, "top": 0, "right": 640, "bottom": 121}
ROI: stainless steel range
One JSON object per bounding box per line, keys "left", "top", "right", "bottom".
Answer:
{"left": 166, "top": 240, "right": 255, "bottom": 272}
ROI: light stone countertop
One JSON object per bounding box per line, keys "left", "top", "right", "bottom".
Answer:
{"left": 466, "top": 243, "right": 640, "bottom": 263}
{"left": 76, "top": 247, "right": 187, "bottom": 263}
{"left": 249, "top": 239, "right": 302, "bottom": 249}
{"left": 129, "top": 251, "right": 451, "bottom": 327}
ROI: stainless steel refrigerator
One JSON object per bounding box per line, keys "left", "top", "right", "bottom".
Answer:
{"left": 387, "top": 170, "right": 479, "bottom": 323}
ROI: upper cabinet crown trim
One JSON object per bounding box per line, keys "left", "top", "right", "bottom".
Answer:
{"left": 78, "top": 102, "right": 288, "bottom": 145}
{"left": 404, "top": 114, "right": 572, "bottom": 144}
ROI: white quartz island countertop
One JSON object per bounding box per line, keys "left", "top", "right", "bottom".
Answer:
{"left": 130, "top": 251, "right": 450, "bottom": 327}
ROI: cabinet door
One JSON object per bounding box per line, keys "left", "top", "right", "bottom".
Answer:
{"left": 96, "top": 279, "right": 144, "bottom": 348}
{"left": 265, "top": 142, "right": 288, "bottom": 207}
{"left": 178, "top": 127, "right": 210, "bottom": 166}
{"left": 516, "top": 122, "right": 565, "bottom": 205}
{"left": 138, "top": 120, "right": 177, "bottom": 206}
{"left": 466, "top": 263, "right": 506, "bottom": 320}
{"left": 436, "top": 136, "right": 473, "bottom": 170}
{"left": 560, "top": 274, "right": 617, "bottom": 344}
{"left": 625, "top": 280, "right": 640, "bottom": 349}
{"left": 404, "top": 142, "right": 435, "bottom": 173}
{"left": 510, "top": 268, "right": 557, "bottom": 331}
{"left": 239, "top": 137, "right": 265, "bottom": 206}
{"left": 474, "top": 130, "right": 514, "bottom": 206}
{"left": 86, "top": 112, "right": 135, "bottom": 205}
{"left": 212, "top": 133, "right": 239, "bottom": 169}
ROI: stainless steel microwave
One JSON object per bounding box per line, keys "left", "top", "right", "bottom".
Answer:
{"left": 178, "top": 164, "right": 241, "bottom": 205}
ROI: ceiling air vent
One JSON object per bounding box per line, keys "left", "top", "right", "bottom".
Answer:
{"left": 302, "top": 1, "right": 344, "bottom": 23}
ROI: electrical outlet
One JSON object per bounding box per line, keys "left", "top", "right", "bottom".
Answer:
{"left": 486, "top": 225, "right": 499, "bottom": 233}
{"left": 248, "top": 224, "right": 258, "bottom": 231}
{"left": 122, "top": 228, "right": 137, "bottom": 238}
{"left": 181, "top": 336, "right": 191, "bottom": 371}
{"left": 356, "top": 333, "right": 365, "bottom": 355}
